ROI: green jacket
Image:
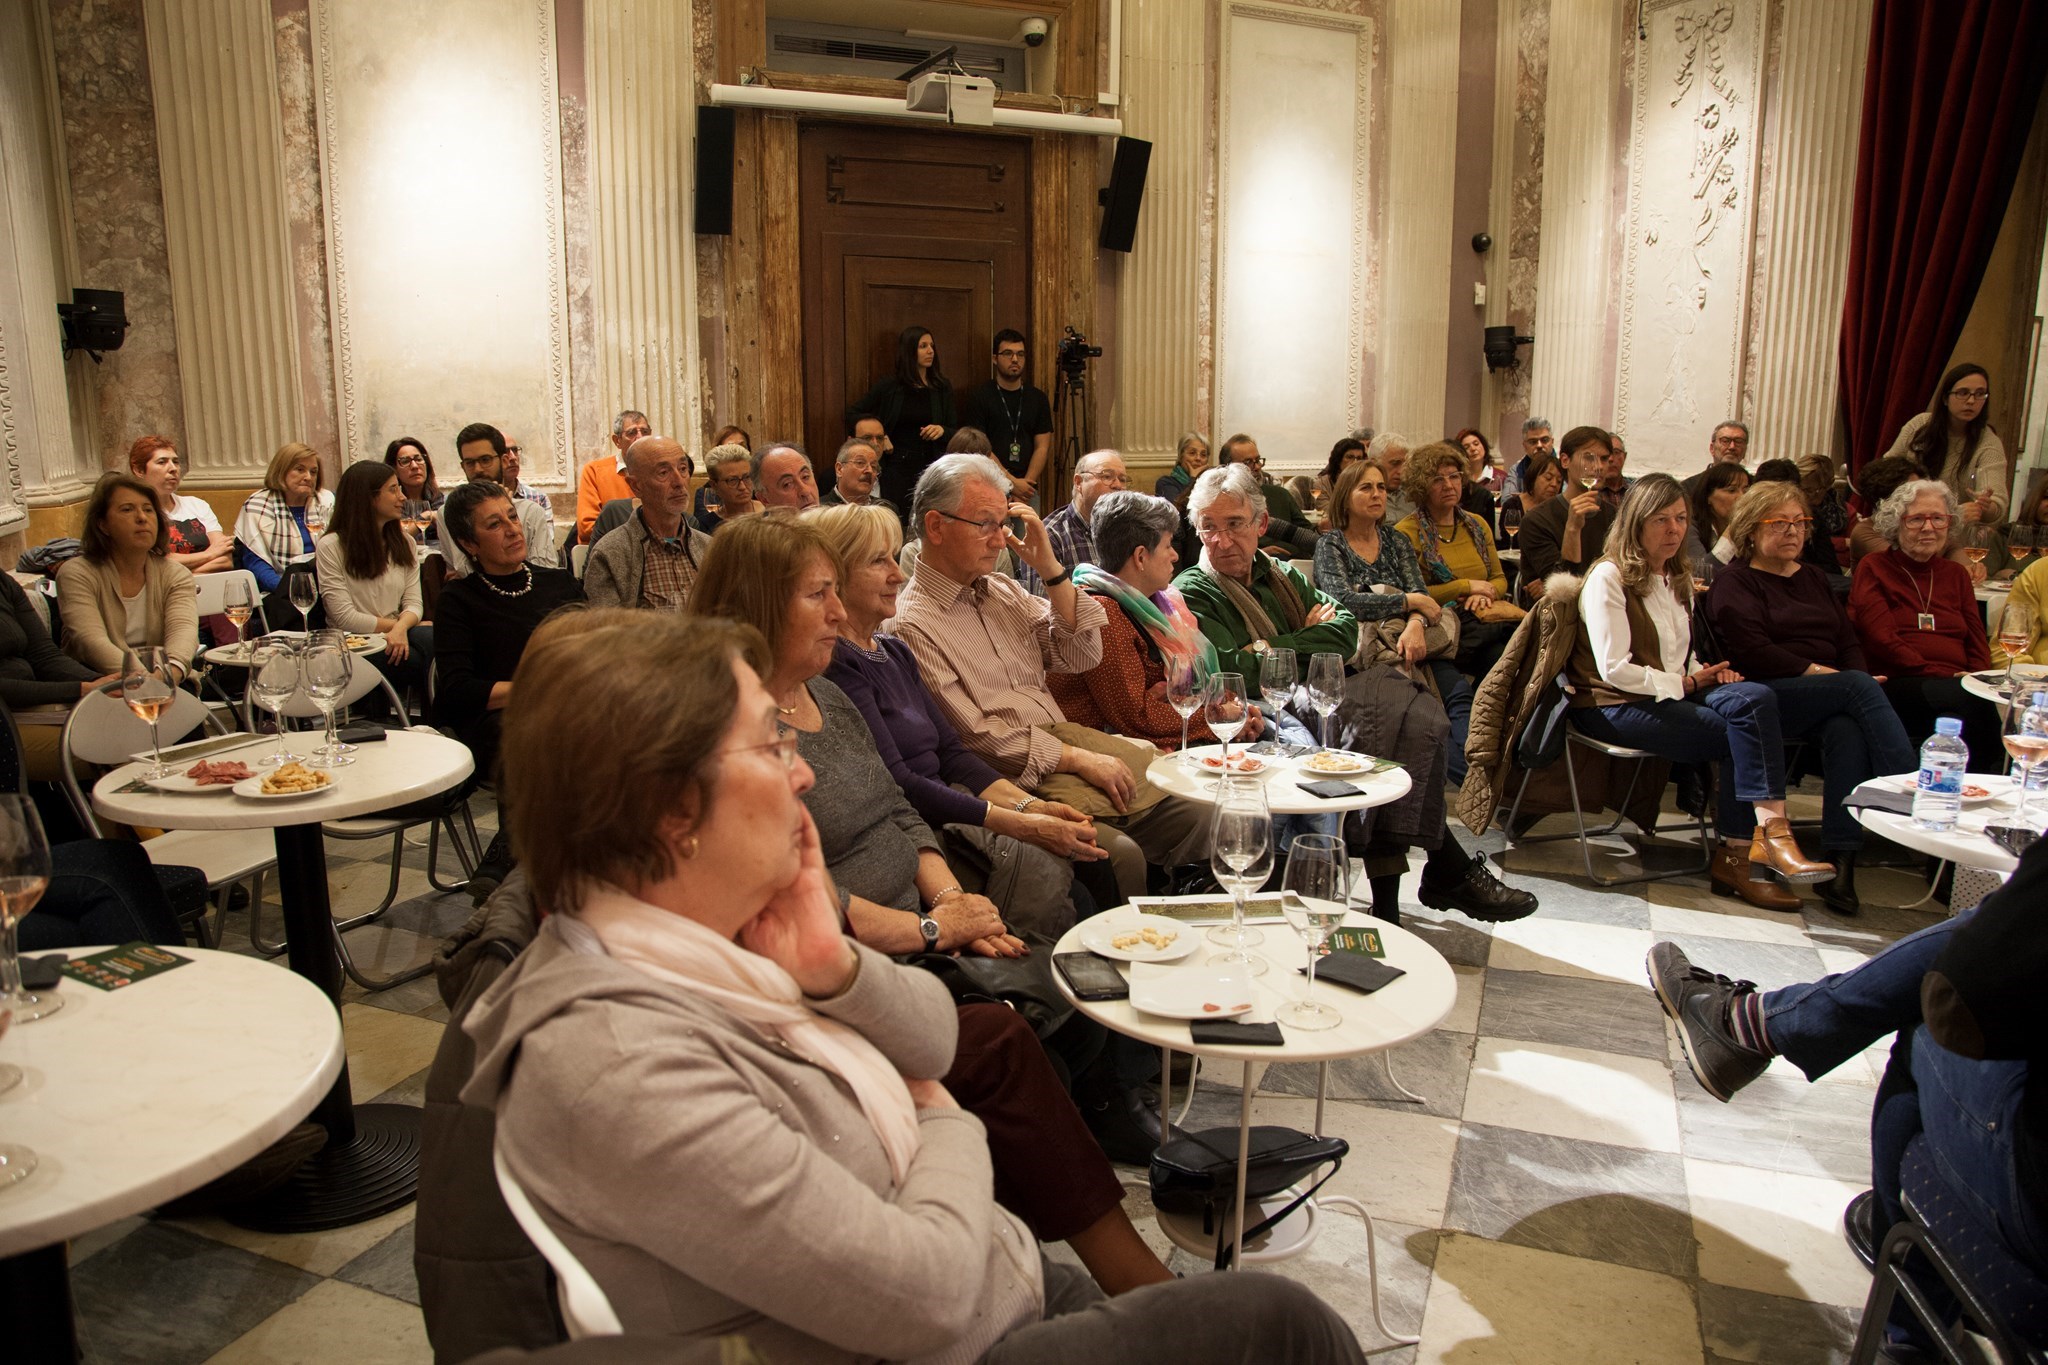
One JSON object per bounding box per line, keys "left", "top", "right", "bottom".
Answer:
{"left": 1174, "top": 554, "right": 1359, "bottom": 699}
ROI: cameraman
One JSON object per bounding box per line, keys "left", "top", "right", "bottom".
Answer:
{"left": 961, "top": 329, "right": 1054, "bottom": 507}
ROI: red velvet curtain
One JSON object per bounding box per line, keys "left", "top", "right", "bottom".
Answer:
{"left": 1838, "top": 0, "right": 2048, "bottom": 475}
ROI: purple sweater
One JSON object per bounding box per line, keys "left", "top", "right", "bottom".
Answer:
{"left": 1704, "top": 557, "right": 1868, "bottom": 678}
{"left": 825, "top": 635, "right": 1003, "bottom": 829}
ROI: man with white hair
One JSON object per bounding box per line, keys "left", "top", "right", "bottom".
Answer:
{"left": 892, "top": 454, "right": 1211, "bottom": 894}
{"left": 1175, "top": 463, "right": 1537, "bottom": 924}
{"left": 1371, "top": 431, "right": 1415, "bottom": 525}
{"left": 822, "top": 437, "right": 897, "bottom": 516}
{"left": 577, "top": 409, "right": 651, "bottom": 539}
{"left": 1682, "top": 420, "right": 1751, "bottom": 499}
{"left": 1025, "top": 449, "right": 1129, "bottom": 594}
{"left": 755, "top": 441, "right": 820, "bottom": 511}
{"left": 582, "top": 436, "right": 709, "bottom": 612}
{"left": 1499, "top": 416, "right": 1555, "bottom": 497}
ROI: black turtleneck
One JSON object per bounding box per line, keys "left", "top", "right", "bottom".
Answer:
{"left": 431, "top": 565, "right": 583, "bottom": 734}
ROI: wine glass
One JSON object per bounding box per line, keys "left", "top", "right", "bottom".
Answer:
{"left": 2009, "top": 692, "right": 2048, "bottom": 828}
{"left": 303, "top": 643, "right": 354, "bottom": 768}
{"left": 1206, "top": 777, "right": 1271, "bottom": 964}
{"left": 1203, "top": 672, "right": 1249, "bottom": 772}
{"left": 249, "top": 638, "right": 303, "bottom": 766}
{"left": 1259, "top": 647, "right": 1298, "bottom": 728}
{"left": 288, "top": 571, "right": 319, "bottom": 635}
{"left": 2009, "top": 526, "right": 2036, "bottom": 564}
{"left": 223, "top": 577, "right": 255, "bottom": 646}
{"left": 303, "top": 499, "right": 326, "bottom": 541}
{"left": 1278, "top": 833, "right": 1348, "bottom": 1031}
{"left": 1165, "top": 654, "right": 1209, "bottom": 766}
{"left": 0, "top": 1005, "right": 31, "bottom": 1186}
{"left": 1997, "top": 601, "right": 2035, "bottom": 698}
{"left": 121, "top": 646, "right": 176, "bottom": 779}
{"left": 0, "top": 795, "right": 59, "bottom": 1026}
{"left": 1306, "top": 652, "right": 1345, "bottom": 752}
{"left": 1499, "top": 499, "right": 1523, "bottom": 548}
{"left": 311, "top": 630, "right": 362, "bottom": 753}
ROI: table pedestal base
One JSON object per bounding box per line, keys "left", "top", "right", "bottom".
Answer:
{"left": 227, "top": 1103, "right": 420, "bottom": 1234}
{"left": 0, "top": 1242, "right": 75, "bottom": 1362}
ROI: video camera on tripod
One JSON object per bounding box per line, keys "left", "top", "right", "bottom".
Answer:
{"left": 1056, "top": 326, "right": 1101, "bottom": 380}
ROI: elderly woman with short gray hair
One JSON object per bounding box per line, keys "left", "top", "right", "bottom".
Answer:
{"left": 696, "top": 442, "right": 764, "bottom": 533}
{"left": 1848, "top": 478, "right": 2000, "bottom": 769}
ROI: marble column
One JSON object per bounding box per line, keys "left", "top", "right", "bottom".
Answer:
{"left": 1748, "top": 0, "right": 1873, "bottom": 463}
{"left": 584, "top": 0, "right": 701, "bottom": 462}
{"left": 1528, "top": 0, "right": 1620, "bottom": 428}
{"left": 143, "top": 0, "right": 304, "bottom": 479}
{"left": 1378, "top": 0, "right": 1463, "bottom": 440}
{"left": 1110, "top": 0, "right": 1207, "bottom": 469}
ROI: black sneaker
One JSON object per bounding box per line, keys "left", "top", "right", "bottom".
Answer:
{"left": 1645, "top": 943, "right": 1769, "bottom": 1102}
{"left": 1418, "top": 855, "right": 1538, "bottom": 923}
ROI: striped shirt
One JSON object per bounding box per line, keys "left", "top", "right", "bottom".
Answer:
{"left": 889, "top": 560, "right": 1107, "bottom": 786}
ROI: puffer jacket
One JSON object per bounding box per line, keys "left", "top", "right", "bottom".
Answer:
{"left": 1456, "top": 572, "right": 1668, "bottom": 836}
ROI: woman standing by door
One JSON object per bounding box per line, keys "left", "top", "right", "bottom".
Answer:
{"left": 849, "top": 325, "right": 957, "bottom": 512}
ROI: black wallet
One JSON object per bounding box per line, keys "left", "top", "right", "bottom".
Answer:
{"left": 1189, "top": 1019, "right": 1285, "bottom": 1046}
{"left": 1298, "top": 779, "right": 1365, "bottom": 799}
{"left": 20, "top": 954, "right": 64, "bottom": 990}
{"left": 336, "top": 723, "right": 389, "bottom": 745}
{"left": 1307, "top": 951, "right": 1406, "bottom": 994}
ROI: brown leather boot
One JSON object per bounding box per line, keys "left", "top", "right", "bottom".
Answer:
{"left": 1748, "top": 818, "right": 1835, "bottom": 885}
{"left": 1711, "top": 840, "right": 1801, "bottom": 910}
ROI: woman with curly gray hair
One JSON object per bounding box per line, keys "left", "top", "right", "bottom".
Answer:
{"left": 1847, "top": 478, "right": 1998, "bottom": 770}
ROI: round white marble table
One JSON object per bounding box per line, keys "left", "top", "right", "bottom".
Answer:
{"left": 1052, "top": 904, "right": 1453, "bottom": 1329}
{"left": 92, "top": 728, "right": 472, "bottom": 1232}
{"left": 201, "top": 631, "right": 386, "bottom": 666}
{"left": 1148, "top": 744, "right": 1412, "bottom": 816}
{"left": 1852, "top": 772, "right": 2041, "bottom": 876}
{"left": 1961, "top": 668, "right": 2048, "bottom": 716}
{"left": 0, "top": 947, "right": 342, "bottom": 1355}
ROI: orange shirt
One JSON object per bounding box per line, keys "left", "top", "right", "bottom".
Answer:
{"left": 576, "top": 456, "right": 633, "bottom": 539}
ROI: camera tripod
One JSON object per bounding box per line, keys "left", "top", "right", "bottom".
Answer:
{"left": 1049, "top": 361, "right": 1093, "bottom": 508}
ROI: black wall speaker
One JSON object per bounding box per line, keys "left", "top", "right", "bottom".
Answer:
{"left": 1097, "top": 136, "right": 1151, "bottom": 253}
{"left": 694, "top": 107, "right": 736, "bottom": 237}
{"left": 58, "top": 288, "right": 127, "bottom": 358}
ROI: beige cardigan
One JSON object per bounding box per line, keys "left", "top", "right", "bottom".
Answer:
{"left": 55, "top": 554, "right": 199, "bottom": 672}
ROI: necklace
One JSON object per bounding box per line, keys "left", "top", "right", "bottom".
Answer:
{"left": 478, "top": 565, "right": 534, "bottom": 598}
{"left": 1905, "top": 555, "right": 1938, "bottom": 630}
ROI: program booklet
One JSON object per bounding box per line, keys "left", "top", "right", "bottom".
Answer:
{"left": 59, "top": 942, "right": 193, "bottom": 991}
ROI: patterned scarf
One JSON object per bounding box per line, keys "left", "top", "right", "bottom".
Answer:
{"left": 234, "top": 487, "right": 333, "bottom": 569}
{"left": 1198, "top": 550, "right": 1308, "bottom": 640}
{"left": 1410, "top": 508, "right": 1501, "bottom": 590}
{"left": 1072, "top": 563, "right": 1217, "bottom": 679}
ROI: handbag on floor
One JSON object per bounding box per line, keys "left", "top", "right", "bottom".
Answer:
{"left": 1149, "top": 1125, "right": 1348, "bottom": 1269}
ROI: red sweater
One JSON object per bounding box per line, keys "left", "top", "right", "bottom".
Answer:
{"left": 1847, "top": 548, "right": 1990, "bottom": 678}
{"left": 1048, "top": 593, "right": 1218, "bottom": 749}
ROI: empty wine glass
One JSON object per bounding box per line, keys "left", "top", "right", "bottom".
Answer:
{"left": 1204, "top": 672, "right": 1250, "bottom": 771}
{"left": 312, "top": 630, "right": 361, "bottom": 753}
{"left": 303, "top": 643, "right": 354, "bottom": 768}
{"left": 0, "top": 795, "right": 58, "bottom": 1026}
{"left": 1306, "top": 652, "right": 1345, "bottom": 752}
{"left": 1278, "top": 833, "right": 1348, "bottom": 1031}
{"left": 1166, "top": 653, "right": 1209, "bottom": 766}
{"left": 121, "top": 646, "right": 175, "bottom": 779}
{"left": 249, "top": 638, "right": 303, "bottom": 766}
{"left": 0, "top": 1005, "right": 30, "bottom": 1186}
{"left": 288, "top": 571, "right": 319, "bottom": 635}
{"left": 1259, "top": 647, "right": 1298, "bottom": 726}
{"left": 1207, "top": 777, "right": 1271, "bottom": 964}
{"left": 223, "top": 576, "right": 255, "bottom": 646}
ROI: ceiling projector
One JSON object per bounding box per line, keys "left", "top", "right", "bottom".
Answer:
{"left": 906, "top": 72, "right": 995, "bottom": 125}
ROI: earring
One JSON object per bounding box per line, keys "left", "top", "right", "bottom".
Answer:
{"left": 680, "top": 835, "right": 699, "bottom": 860}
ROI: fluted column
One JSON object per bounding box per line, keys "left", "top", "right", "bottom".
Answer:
{"left": 1110, "top": 0, "right": 1206, "bottom": 467}
{"left": 1750, "top": 0, "right": 1874, "bottom": 463}
{"left": 1378, "top": 0, "right": 1462, "bottom": 439}
{"left": 585, "top": 0, "right": 700, "bottom": 458}
{"left": 143, "top": 0, "right": 304, "bottom": 477}
{"left": 1528, "top": 0, "right": 1619, "bottom": 426}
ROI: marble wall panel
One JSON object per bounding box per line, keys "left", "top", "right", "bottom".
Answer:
{"left": 272, "top": 1, "right": 339, "bottom": 468}
{"left": 1379, "top": 0, "right": 1462, "bottom": 441}
{"left": 1217, "top": 1, "right": 1375, "bottom": 469}
{"left": 1613, "top": 0, "right": 1768, "bottom": 478}
{"left": 309, "top": 0, "right": 573, "bottom": 485}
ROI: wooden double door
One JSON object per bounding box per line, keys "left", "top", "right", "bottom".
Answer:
{"left": 798, "top": 124, "right": 1034, "bottom": 489}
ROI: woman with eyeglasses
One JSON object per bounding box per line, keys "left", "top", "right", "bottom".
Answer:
{"left": 1847, "top": 479, "right": 2000, "bottom": 772}
{"left": 383, "top": 436, "right": 444, "bottom": 543}
{"left": 1703, "top": 482, "right": 1916, "bottom": 914}
{"left": 1881, "top": 362, "right": 2007, "bottom": 526}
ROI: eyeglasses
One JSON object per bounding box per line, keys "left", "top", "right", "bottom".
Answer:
{"left": 839, "top": 459, "right": 880, "bottom": 473}
{"left": 995, "top": 348, "right": 1027, "bottom": 360}
{"left": 1081, "top": 470, "right": 1131, "bottom": 486}
{"left": 1195, "top": 518, "right": 1256, "bottom": 539}
{"left": 505, "top": 444, "right": 523, "bottom": 456}
{"left": 731, "top": 727, "right": 802, "bottom": 771}
{"left": 935, "top": 509, "right": 1010, "bottom": 538}
{"left": 1902, "top": 514, "right": 1953, "bottom": 529}
{"left": 1950, "top": 387, "right": 1990, "bottom": 402}
{"left": 1759, "top": 516, "right": 1814, "bottom": 531}
{"left": 395, "top": 455, "right": 425, "bottom": 467}
{"left": 458, "top": 455, "right": 498, "bottom": 471}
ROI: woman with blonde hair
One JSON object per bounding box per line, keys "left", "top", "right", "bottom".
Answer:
{"left": 233, "top": 441, "right": 333, "bottom": 593}
{"left": 1568, "top": 474, "right": 1840, "bottom": 908}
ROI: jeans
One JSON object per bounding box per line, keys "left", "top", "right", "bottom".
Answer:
{"left": 1424, "top": 659, "right": 1473, "bottom": 786}
{"left": 1267, "top": 708, "right": 1339, "bottom": 850}
{"left": 1572, "top": 681, "right": 1784, "bottom": 840}
{"left": 1757, "top": 671, "right": 1916, "bottom": 851}
{"left": 18, "top": 839, "right": 187, "bottom": 950}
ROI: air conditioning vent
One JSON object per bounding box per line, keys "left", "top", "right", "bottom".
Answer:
{"left": 767, "top": 21, "right": 1021, "bottom": 88}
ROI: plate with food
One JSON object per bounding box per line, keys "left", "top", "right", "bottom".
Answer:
{"left": 233, "top": 762, "right": 335, "bottom": 800}
{"left": 344, "top": 634, "right": 377, "bottom": 652}
{"left": 1300, "top": 750, "right": 1375, "bottom": 776}
{"left": 1960, "top": 776, "right": 2013, "bottom": 805}
{"left": 1128, "top": 963, "right": 1255, "bottom": 1020}
{"left": 148, "top": 757, "right": 257, "bottom": 794}
{"left": 1195, "top": 751, "right": 1267, "bottom": 776}
{"left": 1077, "top": 913, "right": 1201, "bottom": 963}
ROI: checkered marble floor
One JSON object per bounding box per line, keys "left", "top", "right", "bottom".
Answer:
{"left": 65, "top": 789, "right": 1936, "bottom": 1364}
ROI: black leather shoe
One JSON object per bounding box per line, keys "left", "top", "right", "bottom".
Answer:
{"left": 1844, "top": 1188, "right": 1878, "bottom": 1269}
{"left": 1418, "top": 856, "right": 1538, "bottom": 923}
{"left": 1075, "top": 1078, "right": 1182, "bottom": 1166}
{"left": 1816, "top": 851, "right": 1860, "bottom": 917}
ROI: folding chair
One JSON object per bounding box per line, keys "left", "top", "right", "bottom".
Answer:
{"left": 494, "top": 1146, "right": 621, "bottom": 1338}
{"left": 191, "top": 569, "right": 271, "bottom": 719}
{"left": 59, "top": 688, "right": 275, "bottom": 946}
{"left": 244, "top": 661, "right": 481, "bottom": 989}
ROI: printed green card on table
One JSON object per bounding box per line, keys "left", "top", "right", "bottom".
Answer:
{"left": 59, "top": 942, "right": 193, "bottom": 991}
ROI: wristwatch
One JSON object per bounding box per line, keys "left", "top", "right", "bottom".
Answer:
{"left": 917, "top": 911, "right": 942, "bottom": 950}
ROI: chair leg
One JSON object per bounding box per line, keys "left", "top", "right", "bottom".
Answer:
{"left": 330, "top": 832, "right": 405, "bottom": 930}
{"left": 247, "top": 869, "right": 288, "bottom": 957}
{"left": 425, "top": 805, "right": 477, "bottom": 893}
{"left": 331, "top": 914, "right": 434, "bottom": 992}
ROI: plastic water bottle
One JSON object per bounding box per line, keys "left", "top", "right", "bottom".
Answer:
{"left": 1911, "top": 717, "right": 1968, "bottom": 832}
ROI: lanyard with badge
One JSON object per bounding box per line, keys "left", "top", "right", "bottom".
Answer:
{"left": 996, "top": 389, "right": 1024, "bottom": 466}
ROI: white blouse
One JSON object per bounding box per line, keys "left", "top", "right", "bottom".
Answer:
{"left": 1579, "top": 560, "right": 1693, "bottom": 703}
{"left": 313, "top": 533, "right": 422, "bottom": 634}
